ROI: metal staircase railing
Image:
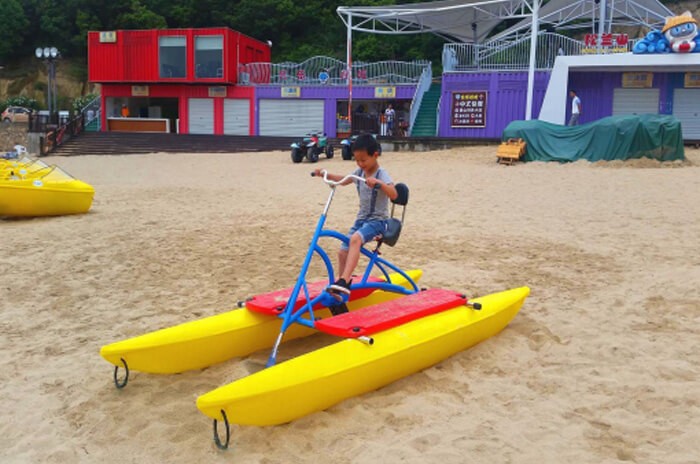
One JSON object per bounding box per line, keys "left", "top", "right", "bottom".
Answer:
{"left": 443, "top": 32, "right": 628, "bottom": 72}
{"left": 408, "top": 65, "right": 433, "bottom": 136}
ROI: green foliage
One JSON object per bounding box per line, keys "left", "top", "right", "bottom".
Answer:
{"left": 0, "top": 0, "right": 29, "bottom": 61}
{"left": 72, "top": 93, "right": 99, "bottom": 112}
{"left": 0, "top": 96, "right": 39, "bottom": 113}
{"left": 116, "top": 0, "right": 167, "bottom": 29}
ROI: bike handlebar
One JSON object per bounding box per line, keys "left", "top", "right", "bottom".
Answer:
{"left": 311, "top": 169, "right": 365, "bottom": 186}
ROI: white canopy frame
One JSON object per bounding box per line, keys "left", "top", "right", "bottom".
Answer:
{"left": 337, "top": 0, "right": 672, "bottom": 123}
{"left": 491, "top": 0, "right": 672, "bottom": 44}
{"left": 339, "top": 0, "right": 543, "bottom": 121}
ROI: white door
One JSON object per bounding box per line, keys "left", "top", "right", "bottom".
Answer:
{"left": 612, "top": 88, "right": 660, "bottom": 116}
{"left": 672, "top": 88, "right": 700, "bottom": 140}
{"left": 188, "top": 98, "right": 214, "bottom": 134}
{"left": 223, "top": 99, "right": 250, "bottom": 135}
{"left": 259, "top": 100, "right": 324, "bottom": 136}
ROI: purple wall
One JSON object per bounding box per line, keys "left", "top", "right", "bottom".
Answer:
{"left": 567, "top": 72, "right": 679, "bottom": 124}
{"left": 439, "top": 71, "right": 551, "bottom": 138}
{"left": 255, "top": 85, "right": 416, "bottom": 137}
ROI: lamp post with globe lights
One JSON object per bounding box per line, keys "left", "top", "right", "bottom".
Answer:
{"left": 35, "top": 47, "right": 60, "bottom": 124}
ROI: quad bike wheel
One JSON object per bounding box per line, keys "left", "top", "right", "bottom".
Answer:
{"left": 325, "top": 145, "right": 334, "bottom": 159}
{"left": 306, "top": 146, "right": 319, "bottom": 163}
{"left": 291, "top": 147, "right": 304, "bottom": 163}
{"left": 341, "top": 145, "right": 352, "bottom": 161}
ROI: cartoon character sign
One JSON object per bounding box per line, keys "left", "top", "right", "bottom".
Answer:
{"left": 633, "top": 11, "right": 700, "bottom": 54}
{"left": 663, "top": 11, "right": 698, "bottom": 53}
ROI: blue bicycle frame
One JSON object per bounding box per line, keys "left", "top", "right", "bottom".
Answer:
{"left": 266, "top": 172, "right": 418, "bottom": 367}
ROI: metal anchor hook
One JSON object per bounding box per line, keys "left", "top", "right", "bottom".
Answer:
{"left": 213, "top": 409, "right": 231, "bottom": 450}
{"left": 113, "top": 357, "right": 129, "bottom": 389}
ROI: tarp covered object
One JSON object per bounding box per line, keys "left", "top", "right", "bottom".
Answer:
{"left": 502, "top": 114, "right": 685, "bottom": 162}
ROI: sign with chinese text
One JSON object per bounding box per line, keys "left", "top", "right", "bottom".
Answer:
{"left": 281, "top": 87, "right": 301, "bottom": 98}
{"left": 451, "top": 91, "right": 487, "bottom": 128}
{"left": 374, "top": 87, "right": 396, "bottom": 98}
{"left": 622, "top": 72, "right": 653, "bottom": 88}
{"left": 582, "top": 33, "right": 629, "bottom": 54}
{"left": 208, "top": 86, "right": 226, "bottom": 98}
{"left": 131, "top": 85, "right": 149, "bottom": 96}
{"left": 99, "top": 31, "right": 117, "bottom": 43}
{"left": 684, "top": 72, "right": 700, "bottom": 88}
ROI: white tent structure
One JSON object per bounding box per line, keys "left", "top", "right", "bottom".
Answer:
{"left": 337, "top": 0, "right": 672, "bottom": 122}
{"left": 493, "top": 0, "right": 672, "bottom": 42}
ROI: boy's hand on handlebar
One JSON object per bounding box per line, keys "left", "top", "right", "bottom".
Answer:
{"left": 365, "top": 177, "right": 381, "bottom": 189}
{"left": 312, "top": 169, "right": 324, "bottom": 177}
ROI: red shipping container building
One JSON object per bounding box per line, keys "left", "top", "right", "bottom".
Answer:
{"left": 88, "top": 28, "right": 270, "bottom": 135}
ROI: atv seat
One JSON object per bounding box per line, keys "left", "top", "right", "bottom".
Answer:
{"left": 378, "top": 183, "right": 409, "bottom": 247}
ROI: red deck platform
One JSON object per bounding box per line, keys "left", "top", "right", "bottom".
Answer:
{"left": 315, "top": 288, "right": 466, "bottom": 338}
{"left": 246, "top": 276, "right": 382, "bottom": 315}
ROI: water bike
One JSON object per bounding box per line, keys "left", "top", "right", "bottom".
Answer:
{"left": 100, "top": 170, "right": 529, "bottom": 450}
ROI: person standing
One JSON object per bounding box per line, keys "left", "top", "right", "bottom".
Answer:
{"left": 568, "top": 90, "right": 581, "bottom": 126}
{"left": 384, "top": 104, "right": 395, "bottom": 136}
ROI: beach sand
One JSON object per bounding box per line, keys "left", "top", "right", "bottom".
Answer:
{"left": 1, "top": 146, "right": 699, "bottom": 463}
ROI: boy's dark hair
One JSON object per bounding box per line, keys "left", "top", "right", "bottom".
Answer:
{"left": 352, "top": 133, "right": 379, "bottom": 156}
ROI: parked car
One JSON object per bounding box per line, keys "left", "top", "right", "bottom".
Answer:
{"left": 2, "top": 106, "right": 32, "bottom": 124}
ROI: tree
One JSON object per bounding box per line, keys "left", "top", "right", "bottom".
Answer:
{"left": 116, "top": 0, "right": 167, "bottom": 29}
{"left": 0, "top": 0, "right": 29, "bottom": 61}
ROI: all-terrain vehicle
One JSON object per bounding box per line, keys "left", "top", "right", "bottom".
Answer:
{"left": 291, "top": 132, "right": 334, "bottom": 163}
{"left": 340, "top": 134, "right": 382, "bottom": 161}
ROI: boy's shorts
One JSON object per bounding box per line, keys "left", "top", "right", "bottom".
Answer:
{"left": 341, "top": 219, "right": 387, "bottom": 251}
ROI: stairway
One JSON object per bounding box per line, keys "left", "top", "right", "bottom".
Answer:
{"left": 410, "top": 82, "right": 442, "bottom": 137}
{"left": 50, "top": 132, "right": 298, "bottom": 156}
{"left": 84, "top": 118, "right": 100, "bottom": 132}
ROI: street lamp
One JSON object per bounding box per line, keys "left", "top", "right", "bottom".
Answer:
{"left": 35, "top": 46, "right": 60, "bottom": 123}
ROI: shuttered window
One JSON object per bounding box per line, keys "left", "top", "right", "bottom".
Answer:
{"left": 224, "top": 99, "right": 250, "bottom": 135}
{"left": 259, "top": 100, "right": 324, "bottom": 136}
{"left": 188, "top": 98, "right": 214, "bottom": 134}
{"left": 672, "top": 88, "right": 700, "bottom": 140}
{"left": 612, "top": 88, "right": 659, "bottom": 116}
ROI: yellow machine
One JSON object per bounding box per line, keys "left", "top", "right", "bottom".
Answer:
{"left": 0, "top": 163, "right": 94, "bottom": 217}
{"left": 196, "top": 286, "right": 529, "bottom": 427}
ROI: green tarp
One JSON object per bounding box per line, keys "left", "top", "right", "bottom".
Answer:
{"left": 502, "top": 114, "right": 685, "bottom": 162}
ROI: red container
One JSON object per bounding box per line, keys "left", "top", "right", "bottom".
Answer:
{"left": 88, "top": 28, "right": 270, "bottom": 85}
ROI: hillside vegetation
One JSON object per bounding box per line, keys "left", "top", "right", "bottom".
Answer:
{"left": 0, "top": 0, "right": 696, "bottom": 110}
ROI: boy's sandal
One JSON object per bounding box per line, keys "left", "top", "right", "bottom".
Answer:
{"left": 327, "top": 283, "right": 351, "bottom": 295}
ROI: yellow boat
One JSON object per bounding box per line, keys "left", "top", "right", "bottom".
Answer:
{"left": 99, "top": 270, "right": 423, "bottom": 376}
{"left": 195, "top": 286, "right": 529, "bottom": 428}
{"left": 0, "top": 157, "right": 49, "bottom": 179}
{"left": 0, "top": 165, "right": 94, "bottom": 217}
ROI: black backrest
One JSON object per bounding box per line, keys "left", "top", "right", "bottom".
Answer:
{"left": 392, "top": 183, "right": 409, "bottom": 206}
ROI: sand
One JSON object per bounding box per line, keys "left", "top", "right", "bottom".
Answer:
{"left": 1, "top": 146, "right": 699, "bottom": 463}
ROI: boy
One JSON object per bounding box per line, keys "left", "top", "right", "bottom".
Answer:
{"left": 313, "top": 133, "right": 398, "bottom": 299}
